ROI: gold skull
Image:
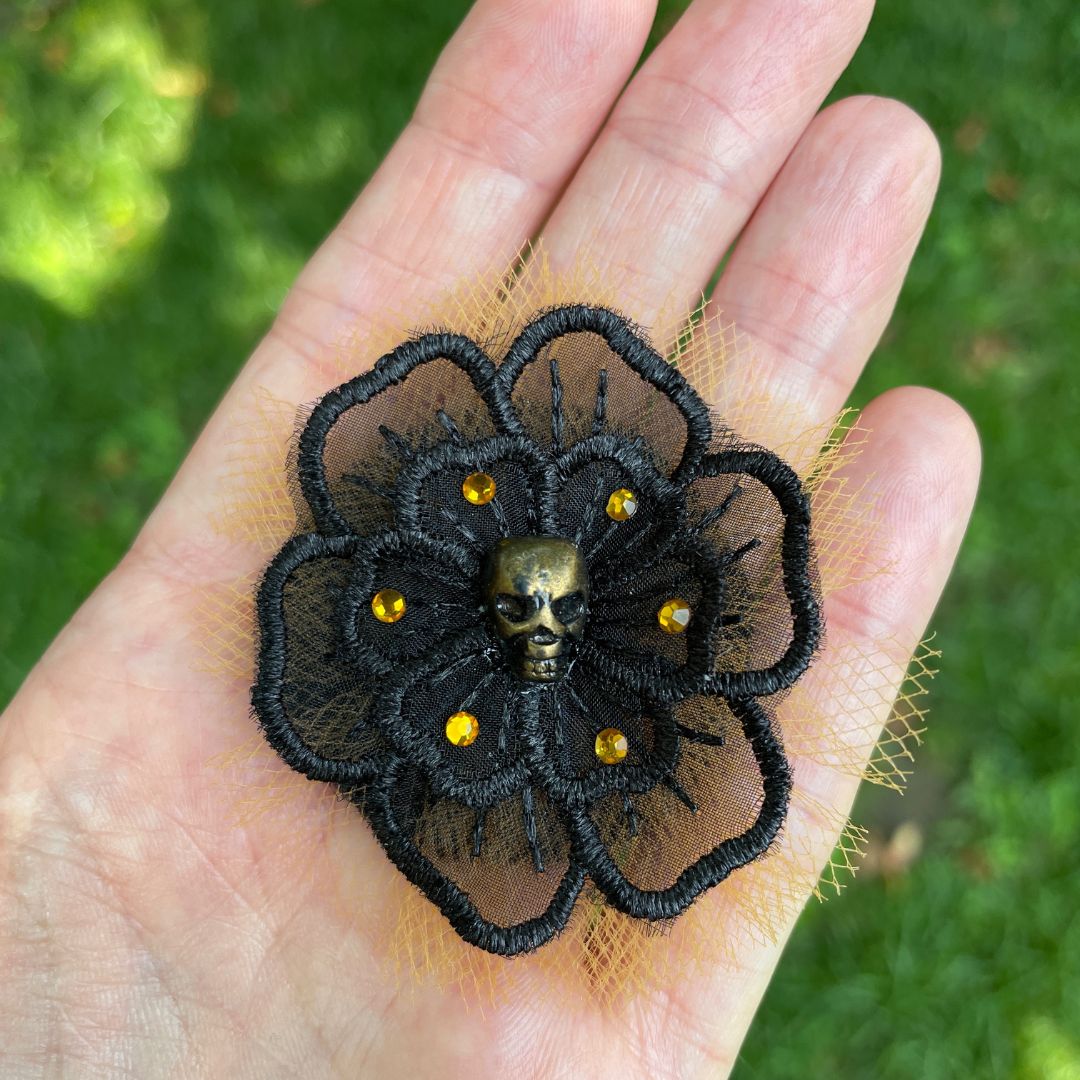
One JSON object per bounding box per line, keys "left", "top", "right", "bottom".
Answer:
{"left": 484, "top": 537, "right": 589, "bottom": 682}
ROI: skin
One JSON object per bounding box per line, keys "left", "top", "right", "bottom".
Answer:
{"left": 0, "top": 1, "right": 981, "bottom": 1077}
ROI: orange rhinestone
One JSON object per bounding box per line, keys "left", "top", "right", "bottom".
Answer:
{"left": 371, "top": 588, "right": 406, "bottom": 624}
{"left": 605, "top": 487, "right": 638, "bottom": 521}
{"left": 445, "top": 711, "right": 480, "bottom": 747}
{"left": 657, "top": 597, "right": 691, "bottom": 634}
{"left": 595, "top": 727, "right": 629, "bottom": 765}
{"left": 462, "top": 471, "right": 496, "bottom": 505}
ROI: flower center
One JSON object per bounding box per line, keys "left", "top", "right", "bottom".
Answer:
{"left": 483, "top": 536, "right": 589, "bottom": 683}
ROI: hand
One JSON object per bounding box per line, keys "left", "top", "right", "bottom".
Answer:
{"left": 0, "top": 1, "right": 979, "bottom": 1076}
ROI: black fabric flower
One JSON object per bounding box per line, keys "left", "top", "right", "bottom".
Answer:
{"left": 253, "top": 304, "right": 820, "bottom": 956}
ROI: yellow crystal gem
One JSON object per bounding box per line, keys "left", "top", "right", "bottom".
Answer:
{"left": 605, "top": 487, "right": 638, "bottom": 521}
{"left": 445, "top": 710, "right": 480, "bottom": 747}
{"left": 657, "top": 597, "right": 691, "bottom": 634}
{"left": 595, "top": 727, "right": 629, "bottom": 765}
{"left": 462, "top": 471, "right": 496, "bottom": 505}
{"left": 371, "top": 588, "right": 406, "bottom": 624}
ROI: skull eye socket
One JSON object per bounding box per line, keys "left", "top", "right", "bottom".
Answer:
{"left": 551, "top": 591, "right": 586, "bottom": 625}
{"left": 494, "top": 593, "right": 533, "bottom": 623}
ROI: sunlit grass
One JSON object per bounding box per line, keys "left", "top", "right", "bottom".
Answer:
{"left": 0, "top": 0, "right": 206, "bottom": 313}
{"left": 1019, "top": 1017, "right": 1080, "bottom": 1080}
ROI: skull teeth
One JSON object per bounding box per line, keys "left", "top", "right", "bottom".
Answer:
{"left": 520, "top": 656, "right": 565, "bottom": 682}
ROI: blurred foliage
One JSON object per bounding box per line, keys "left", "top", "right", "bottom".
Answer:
{"left": 0, "top": 0, "right": 1077, "bottom": 1075}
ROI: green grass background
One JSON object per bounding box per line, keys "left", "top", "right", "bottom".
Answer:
{"left": 1, "top": 0, "right": 1077, "bottom": 1075}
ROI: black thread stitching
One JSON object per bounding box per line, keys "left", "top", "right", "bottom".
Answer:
{"left": 580, "top": 533, "right": 730, "bottom": 701}
{"left": 496, "top": 304, "right": 712, "bottom": 483}
{"left": 393, "top": 433, "right": 557, "bottom": 536}
{"left": 519, "top": 686, "right": 683, "bottom": 808}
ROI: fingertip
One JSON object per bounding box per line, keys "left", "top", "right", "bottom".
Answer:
{"left": 864, "top": 384, "right": 982, "bottom": 514}
{"left": 812, "top": 94, "right": 942, "bottom": 199}
{"left": 834, "top": 385, "right": 980, "bottom": 639}
{"left": 706, "top": 93, "right": 945, "bottom": 424}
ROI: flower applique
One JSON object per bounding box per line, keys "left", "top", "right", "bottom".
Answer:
{"left": 253, "top": 304, "right": 821, "bottom": 955}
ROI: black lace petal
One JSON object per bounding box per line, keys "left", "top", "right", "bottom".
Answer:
{"left": 496, "top": 305, "right": 712, "bottom": 483}
{"left": 554, "top": 433, "right": 686, "bottom": 572}
{"left": 363, "top": 759, "right": 586, "bottom": 956}
{"left": 254, "top": 532, "right": 386, "bottom": 785}
{"left": 686, "top": 450, "right": 821, "bottom": 697}
{"left": 297, "top": 332, "right": 524, "bottom": 537}
{"left": 521, "top": 672, "right": 679, "bottom": 805}
{"left": 339, "top": 529, "right": 481, "bottom": 673}
{"left": 393, "top": 433, "right": 557, "bottom": 547}
{"left": 372, "top": 629, "right": 531, "bottom": 808}
{"left": 568, "top": 697, "right": 790, "bottom": 920}
{"left": 580, "top": 535, "right": 727, "bottom": 700}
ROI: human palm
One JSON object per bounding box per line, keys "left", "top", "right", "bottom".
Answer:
{"left": 0, "top": 1, "right": 979, "bottom": 1076}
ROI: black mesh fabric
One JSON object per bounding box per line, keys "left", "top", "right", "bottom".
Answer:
{"left": 253, "top": 304, "right": 821, "bottom": 956}
{"left": 400, "top": 441, "right": 548, "bottom": 545}
{"left": 506, "top": 329, "right": 691, "bottom": 475}
{"left": 312, "top": 355, "right": 501, "bottom": 538}
{"left": 585, "top": 541, "right": 721, "bottom": 680}
{"left": 586, "top": 697, "right": 765, "bottom": 892}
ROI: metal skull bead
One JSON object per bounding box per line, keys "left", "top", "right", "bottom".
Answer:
{"left": 484, "top": 537, "right": 589, "bottom": 682}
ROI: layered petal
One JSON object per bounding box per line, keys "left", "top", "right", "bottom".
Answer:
{"left": 297, "top": 332, "right": 524, "bottom": 536}
{"left": 581, "top": 535, "right": 727, "bottom": 699}
{"left": 684, "top": 449, "right": 821, "bottom": 696}
{"left": 340, "top": 529, "right": 482, "bottom": 673}
{"left": 372, "top": 629, "right": 530, "bottom": 807}
{"left": 364, "top": 759, "right": 585, "bottom": 956}
{"left": 393, "top": 434, "right": 556, "bottom": 548}
{"left": 521, "top": 668, "right": 679, "bottom": 806}
{"left": 569, "top": 697, "right": 790, "bottom": 920}
{"left": 553, "top": 433, "right": 686, "bottom": 573}
{"left": 496, "top": 305, "right": 712, "bottom": 482}
{"left": 253, "top": 533, "right": 386, "bottom": 785}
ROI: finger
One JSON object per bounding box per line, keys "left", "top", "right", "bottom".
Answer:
{"left": 791, "top": 385, "right": 980, "bottom": 833}
{"left": 706, "top": 96, "right": 942, "bottom": 436}
{"left": 539, "top": 0, "right": 874, "bottom": 343}
{"left": 139, "top": 0, "right": 658, "bottom": 562}
{"left": 275, "top": 0, "right": 657, "bottom": 360}
{"left": 672, "top": 386, "right": 981, "bottom": 1072}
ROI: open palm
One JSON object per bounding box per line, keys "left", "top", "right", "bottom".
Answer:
{"left": 0, "top": 1, "right": 979, "bottom": 1076}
